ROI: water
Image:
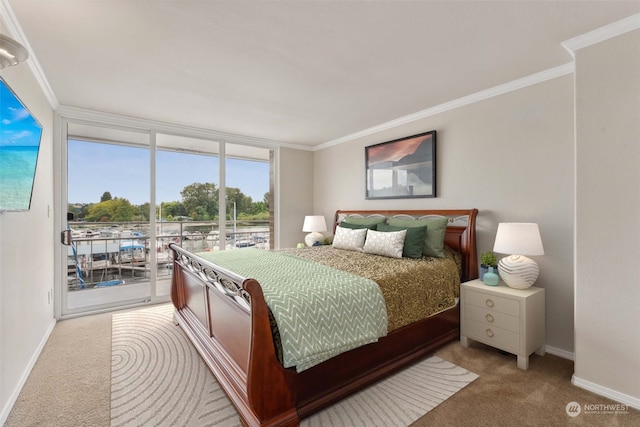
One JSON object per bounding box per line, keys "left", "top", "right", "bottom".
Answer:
{"left": 66, "top": 221, "right": 270, "bottom": 289}
{"left": 0, "top": 146, "right": 40, "bottom": 211}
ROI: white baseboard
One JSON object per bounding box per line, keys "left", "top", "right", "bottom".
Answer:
{"left": 572, "top": 375, "right": 640, "bottom": 410}
{"left": 545, "top": 345, "right": 575, "bottom": 361}
{"left": 546, "top": 346, "right": 640, "bottom": 411}
{"left": 0, "top": 318, "right": 57, "bottom": 426}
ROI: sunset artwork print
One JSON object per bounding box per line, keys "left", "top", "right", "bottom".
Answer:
{"left": 0, "top": 79, "right": 43, "bottom": 211}
{"left": 365, "top": 131, "right": 436, "bottom": 199}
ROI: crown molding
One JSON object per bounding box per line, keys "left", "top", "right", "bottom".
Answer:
{"left": 316, "top": 12, "right": 640, "bottom": 151}
{"left": 7, "top": 0, "right": 635, "bottom": 153}
{"left": 57, "top": 105, "right": 313, "bottom": 151}
{"left": 562, "top": 13, "right": 640, "bottom": 57}
{"left": 314, "top": 62, "right": 574, "bottom": 151}
{"left": 1, "top": 0, "right": 59, "bottom": 109}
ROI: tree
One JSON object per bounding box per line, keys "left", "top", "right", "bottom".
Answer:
{"left": 85, "top": 198, "right": 135, "bottom": 222}
{"left": 249, "top": 201, "right": 267, "bottom": 215}
{"left": 161, "top": 201, "right": 187, "bottom": 219}
{"left": 111, "top": 199, "right": 135, "bottom": 222}
{"left": 263, "top": 192, "right": 270, "bottom": 210}
{"left": 136, "top": 202, "right": 150, "bottom": 221}
{"left": 79, "top": 204, "right": 91, "bottom": 220}
{"left": 79, "top": 184, "right": 270, "bottom": 223}
{"left": 226, "top": 187, "right": 253, "bottom": 215}
{"left": 181, "top": 182, "right": 218, "bottom": 220}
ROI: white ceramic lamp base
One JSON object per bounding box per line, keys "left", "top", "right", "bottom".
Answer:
{"left": 497, "top": 255, "right": 539, "bottom": 289}
{"left": 304, "top": 231, "right": 324, "bottom": 247}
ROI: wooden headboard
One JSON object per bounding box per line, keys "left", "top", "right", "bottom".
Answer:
{"left": 334, "top": 209, "right": 479, "bottom": 282}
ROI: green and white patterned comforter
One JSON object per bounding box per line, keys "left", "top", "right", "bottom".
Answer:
{"left": 198, "top": 249, "right": 388, "bottom": 372}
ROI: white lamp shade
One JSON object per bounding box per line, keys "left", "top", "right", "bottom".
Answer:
{"left": 493, "top": 223, "right": 544, "bottom": 290}
{"left": 493, "top": 223, "right": 544, "bottom": 256}
{"left": 302, "top": 215, "right": 327, "bottom": 232}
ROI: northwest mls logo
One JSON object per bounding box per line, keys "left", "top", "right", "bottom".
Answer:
{"left": 566, "top": 401, "right": 582, "bottom": 417}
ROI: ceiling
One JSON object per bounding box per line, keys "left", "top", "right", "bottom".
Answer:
{"left": 4, "top": 1, "right": 640, "bottom": 148}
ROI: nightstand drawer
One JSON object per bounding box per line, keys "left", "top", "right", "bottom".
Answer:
{"left": 465, "top": 289, "right": 519, "bottom": 316}
{"left": 464, "top": 304, "right": 519, "bottom": 333}
{"left": 460, "top": 280, "right": 545, "bottom": 370}
{"left": 464, "top": 319, "right": 519, "bottom": 352}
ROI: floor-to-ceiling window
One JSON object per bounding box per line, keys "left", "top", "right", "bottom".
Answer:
{"left": 154, "top": 133, "right": 221, "bottom": 298}
{"left": 225, "top": 143, "right": 272, "bottom": 250}
{"left": 58, "top": 119, "right": 275, "bottom": 317}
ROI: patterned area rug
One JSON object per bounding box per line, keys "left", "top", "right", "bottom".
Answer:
{"left": 111, "top": 304, "right": 477, "bottom": 427}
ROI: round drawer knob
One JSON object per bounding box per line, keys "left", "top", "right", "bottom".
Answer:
{"left": 486, "top": 313, "right": 494, "bottom": 322}
{"left": 485, "top": 298, "right": 494, "bottom": 308}
{"left": 485, "top": 328, "right": 495, "bottom": 338}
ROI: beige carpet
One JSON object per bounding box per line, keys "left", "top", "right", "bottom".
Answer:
{"left": 4, "top": 310, "right": 112, "bottom": 427}
{"left": 6, "top": 303, "right": 640, "bottom": 427}
{"left": 110, "top": 304, "right": 477, "bottom": 427}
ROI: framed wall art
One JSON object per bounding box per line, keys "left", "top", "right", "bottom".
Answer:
{"left": 365, "top": 130, "right": 436, "bottom": 199}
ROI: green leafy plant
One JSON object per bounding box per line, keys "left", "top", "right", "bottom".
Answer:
{"left": 480, "top": 251, "right": 498, "bottom": 267}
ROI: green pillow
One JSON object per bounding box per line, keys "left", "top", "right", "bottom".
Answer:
{"left": 344, "top": 216, "right": 387, "bottom": 226}
{"left": 377, "top": 223, "right": 427, "bottom": 259}
{"left": 339, "top": 221, "right": 377, "bottom": 230}
{"left": 388, "top": 216, "right": 448, "bottom": 258}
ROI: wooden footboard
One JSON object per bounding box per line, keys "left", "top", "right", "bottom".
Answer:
{"left": 170, "top": 208, "right": 477, "bottom": 426}
{"left": 170, "top": 245, "right": 298, "bottom": 426}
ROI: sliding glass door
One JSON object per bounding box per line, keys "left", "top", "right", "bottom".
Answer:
{"left": 63, "top": 122, "right": 153, "bottom": 314}
{"left": 59, "top": 120, "right": 275, "bottom": 317}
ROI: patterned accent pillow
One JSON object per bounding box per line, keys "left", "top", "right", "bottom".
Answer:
{"left": 362, "top": 229, "right": 407, "bottom": 259}
{"left": 332, "top": 226, "right": 367, "bottom": 251}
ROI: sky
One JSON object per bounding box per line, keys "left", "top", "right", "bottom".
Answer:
{"left": 0, "top": 80, "right": 43, "bottom": 148}
{"left": 67, "top": 140, "right": 269, "bottom": 205}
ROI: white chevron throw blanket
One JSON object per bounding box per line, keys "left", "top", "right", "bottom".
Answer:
{"left": 199, "top": 249, "right": 388, "bottom": 371}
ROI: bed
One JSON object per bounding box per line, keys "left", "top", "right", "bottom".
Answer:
{"left": 169, "top": 208, "right": 478, "bottom": 426}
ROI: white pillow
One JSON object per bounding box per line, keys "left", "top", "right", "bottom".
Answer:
{"left": 332, "top": 226, "right": 367, "bottom": 251}
{"left": 363, "top": 229, "right": 407, "bottom": 259}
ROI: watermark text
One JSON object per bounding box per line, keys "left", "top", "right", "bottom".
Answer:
{"left": 566, "top": 401, "right": 630, "bottom": 417}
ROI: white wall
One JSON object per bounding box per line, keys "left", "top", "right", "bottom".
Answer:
{"left": 314, "top": 75, "right": 575, "bottom": 355}
{"left": 278, "top": 147, "right": 314, "bottom": 248}
{"left": 573, "top": 29, "right": 640, "bottom": 408}
{"left": 0, "top": 43, "right": 56, "bottom": 423}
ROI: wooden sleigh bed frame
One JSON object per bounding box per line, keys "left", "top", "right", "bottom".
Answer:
{"left": 170, "top": 208, "right": 478, "bottom": 426}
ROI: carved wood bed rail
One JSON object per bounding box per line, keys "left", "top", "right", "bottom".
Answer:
{"left": 170, "top": 208, "right": 478, "bottom": 426}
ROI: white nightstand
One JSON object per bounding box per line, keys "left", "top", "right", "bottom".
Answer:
{"left": 460, "top": 279, "right": 545, "bottom": 370}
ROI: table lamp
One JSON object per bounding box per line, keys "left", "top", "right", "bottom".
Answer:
{"left": 493, "top": 223, "right": 544, "bottom": 289}
{"left": 302, "top": 215, "right": 327, "bottom": 247}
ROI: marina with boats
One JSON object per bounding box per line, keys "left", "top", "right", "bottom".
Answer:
{"left": 67, "top": 220, "right": 270, "bottom": 290}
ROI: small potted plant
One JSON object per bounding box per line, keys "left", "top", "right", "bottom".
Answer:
{"left": 480, "top": 251, "right": 498, "bottom": 278}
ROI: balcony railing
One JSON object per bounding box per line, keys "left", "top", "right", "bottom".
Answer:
{"left": 67, "top": 220, "right": 270, "bottom": 290}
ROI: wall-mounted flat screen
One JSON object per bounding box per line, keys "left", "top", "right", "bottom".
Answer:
{"left": 0, "top": 78, "right": 43, "bottom": 211}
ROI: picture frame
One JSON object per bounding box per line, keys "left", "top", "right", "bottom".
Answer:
{"left": 365, "top": 130, "right": 436, "bottom": 199}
